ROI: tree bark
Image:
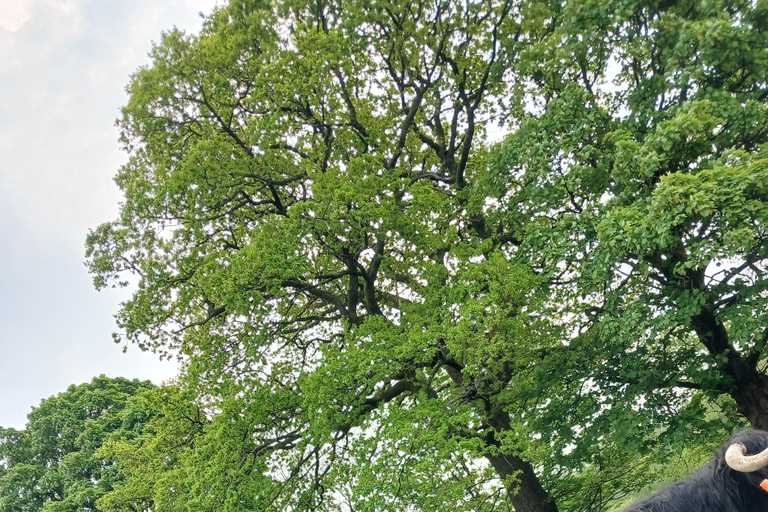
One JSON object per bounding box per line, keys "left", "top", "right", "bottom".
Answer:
{"left": 483, "top": 406, "right": 559, "bottom": 512}
{"left": 691, "top": 304, "right": 768, "bottom": 430}
{"left": 485, "top": 452, "right": 560, "bottom": 512}
{"left": 733, "top": 375, "right": 768, "bottom": 430}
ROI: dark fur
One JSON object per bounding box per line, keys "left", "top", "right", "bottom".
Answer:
{"left": 621, "top": 430, "right": 768, "bottom": 512}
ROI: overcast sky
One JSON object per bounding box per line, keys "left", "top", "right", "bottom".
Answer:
{"left": 0, "top": 0, "right": 219, "bottom": 429}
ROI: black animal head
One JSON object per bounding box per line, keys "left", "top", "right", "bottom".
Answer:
{"left": 716, "top": 429, "right": 768, "bottom": 491}
{"left": 621, "top": 429, "right": 768, "bottom": 512}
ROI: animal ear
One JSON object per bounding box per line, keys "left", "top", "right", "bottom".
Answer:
{"left": 760, "top": 479, "right": 768, "bottom": 493}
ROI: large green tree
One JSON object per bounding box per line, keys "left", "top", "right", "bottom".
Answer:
{"left": 0, "top": 376, "right": 155, "bottom": 512}
{"left": 85, "top": 0, "right": 589, "bottom": 510}
{"left": 86, "top": 0, "right": 767, "bottom": 510}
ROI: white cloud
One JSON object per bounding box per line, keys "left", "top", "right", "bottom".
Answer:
{"left": 0, "top": 0, "right": 34, "bottom": 33}
{"left": 0, "top": 0, "right": 217, "bottom": 253}
{"left": 0, "top": 0, "right": 78, "bottom": 34}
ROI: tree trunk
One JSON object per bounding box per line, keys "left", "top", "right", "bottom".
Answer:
{"left": 483, "top": 406, "right": 559, "bottom": 512}
{"left": 733, "top": 375, "right": 768, "bottom": 430}
{"left": 485, "top": 452, "right": 560, "bottom": 512}
{"left": 691, "top": 304, "right": 768, "bottom": 429}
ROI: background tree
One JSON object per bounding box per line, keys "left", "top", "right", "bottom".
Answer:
{"left": 0, "top": 376, "right": 154, "bottom": 512}
{"left": 489, "top": 0, "right": 768, "bottom": 454}
{"left": 97, "top": 384, "right": 205, "bottom": 512}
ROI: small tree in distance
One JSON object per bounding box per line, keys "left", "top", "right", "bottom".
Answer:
{"left": 0, "top": 376, "right": 154, "bottom": 512}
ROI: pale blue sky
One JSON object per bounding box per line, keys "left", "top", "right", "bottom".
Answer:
{"left": 0, "top": 0, "right": 218, "bottom": 429}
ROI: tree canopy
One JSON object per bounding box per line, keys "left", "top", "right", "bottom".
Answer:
{"left": 491, "top": 0, "right": 768, "bottom": 434}
{"left": 0, "top": 376, "right": 155, "bottom": 512}
{"left": 85, "top": 0, "right": 768, "bottom": 510}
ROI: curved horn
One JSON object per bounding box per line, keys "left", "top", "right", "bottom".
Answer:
{"left": 725, "top": 442, "right": 768, "bottom": 472}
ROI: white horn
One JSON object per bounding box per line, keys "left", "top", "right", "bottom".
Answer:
{"left": 725, "top": 442, "right": 768, "bottom": 472}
